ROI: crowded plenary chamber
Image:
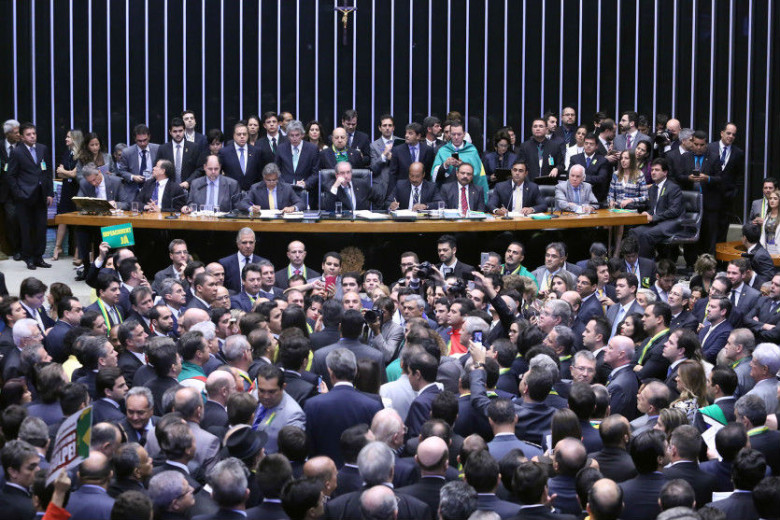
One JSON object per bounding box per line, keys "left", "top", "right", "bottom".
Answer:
{"left": 0, "top": 1, "right": 779, "bottom": 520}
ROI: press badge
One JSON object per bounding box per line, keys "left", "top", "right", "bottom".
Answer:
{"left": 41, "top": 161, "right": 47, "bottom": 171}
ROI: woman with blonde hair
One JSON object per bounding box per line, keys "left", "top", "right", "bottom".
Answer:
{"left": 760, "top": 189, "right": 780, "bottom": 254}
{"left": 670, "top": 360, "right": 708, "bottom": 422}
{"left": 689, "top": 254, "right": 718, "bottom": 294}
{"left": 53, "top": 129, "right": 84, "bottom": 261}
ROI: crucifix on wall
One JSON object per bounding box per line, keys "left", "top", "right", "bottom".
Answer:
{"left": 334, "top": 1, "right": 356, "bottom": 46}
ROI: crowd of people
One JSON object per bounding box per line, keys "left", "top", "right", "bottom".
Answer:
{"left": 0, "top": 107, "right": 778, "bottom": 520}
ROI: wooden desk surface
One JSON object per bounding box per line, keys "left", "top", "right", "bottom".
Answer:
{"left": 716, "top": 240, "right": 780, "bottom": 266}
{"left": 55, "top": 209, "right": 649, "bottom": 233}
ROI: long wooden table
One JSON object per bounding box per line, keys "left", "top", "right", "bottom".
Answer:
{"left": 55, "top": 209, "right": 648, "bottom": 233}
{"left": 716, "top": 240, "right": 780, "bottom": 266}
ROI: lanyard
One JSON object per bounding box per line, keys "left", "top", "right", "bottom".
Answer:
{"left": 96, "top": 298, "right": 122, "bottom": 332}
{"left": 638, "top": 329, "right": 669, "bottom": 364}
{"left": 748, "top": 426, "right": 769, "bottom": 436}
{"left": 287, "top": 265, "right": 307, "bottom": 278}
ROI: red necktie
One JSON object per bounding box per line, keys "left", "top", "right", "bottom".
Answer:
{"left": 460, "top": 186, "right": 468, "bottom": 216}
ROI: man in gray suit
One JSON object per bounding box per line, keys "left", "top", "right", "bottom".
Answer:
{"left": 117, "top": 124, "right": 159, "bottom": 205}
{"left": 630, "top": 381, "right": 671, "bottom": 436}
{"left": 369, "top": 115, "right": 403, "bottom": 198}
{"left": 613, "top": 111, "right": 652, "bottom": 151}
{"left": 726, "top": 258, "right": 762, "bottom": 316}
{"left": 749, "top": 177, "right": 778, "bottom": 226}
{"left": 252, "top": 364, "right": 306, "bottom": 454}
{"left": 555, "top": 164, "right": 599, "bottom": 212}
{"left": 745, "top": 342, "right": 780, "bottom": 414}
{"left": 183, "top": 155, "right": 241, "bottom": 212}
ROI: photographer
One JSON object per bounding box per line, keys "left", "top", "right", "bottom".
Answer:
{"left": 366, "top": 297, "right": 404, "bottom": 364}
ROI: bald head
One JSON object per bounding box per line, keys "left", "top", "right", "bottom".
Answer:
{"left": 561, "top": 290, "right": 581, "bottom": 309}
{"left": 79, "top": 451, "right": 112, "bottom": 485}
{"left": 370, "top": 408, "right": 405, "bottom": 449}
{"left": 180, "top": 308, "right": 209, "bottom": 332}
{"left": 303, "top": 456, "right": 338, "bottom": 496}
{"left": 553, "top": 438, "right": 588, "bottom": 477}
{"left": 606, "top": 336, "right": 635, "bottom": 368}
{"left": 416, "top": 436, "right": 449, "bottom": 474}
{"left": 360, "top": 485, "right": 397, "bottom": 520}
{"left": 588, "top": 478, "right": 623, "bottom": 520}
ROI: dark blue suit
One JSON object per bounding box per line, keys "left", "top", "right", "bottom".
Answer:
{"left": 43, "top": 320, "right": 71, "bottom": 363}
{"left": 66, "top": 483, "right": 115, "bottom": 520}
{"left": 698, "top": 321, "right": 734, "bottom": 364}
{"left": 320, "top": 178, "right": 383, "bottom": 212}
{"left": 487, "top": 179, "right": 547, "bottom": 213}
{"left": 388, "top": 142, "right": 435, "bottom": 186}
{"left": 404, "top": 384, "right": 442, "bottom": 440}
{"left": 218, "top": 253, "right": 268, "bottom": 294}
{"left": 346, "top": 130, "right": 372, "bottom": 166}
{"left": 663, "top": 461, "right": 717, "bottom": 510}
{"left": 92, "top": 398, "right": 126, "bottom": 424}
{"left": 385, "top": 179, "right": 442, "bottom": 210}
{"left": 156, "top": 140, "right": 207, "bottom": 185}
{"left": 303, "top": 384, "right": 384, "bottom": 466}
{"left": 630, "top": 180, "right": 684, "bottom": 258}
{"left": 255, "top": 133, "right": 287, "bottom": 160}
{"left": 618, "top": 473, "right": 666, "bottom": 520}
{"left": 319, "top": 148, "right": 364, "bottom": 170}
{"left": 135, "top": 178, "right": 187, "bottom": 211}
{"left": 237, "top": 181, "right": 304, "bottom": 211}
{"left": 439, "top": 182, "right": 487, "bottom": 212}
{"left": 577, "top": 293, "right": 605, "bottom": 326}
{"left": 276, "top": 140, "right": 320, "bottom": 189}
{"left": 218, "top": 143, "right": 263, "bottom": 191}
{"left": 607, "top": 365, "right": 640, "bottom": 420}
{"left": 230, "top": 291, "right": 257, "bottom": 312}
{"left": 547, "top": 475, "right": 580, "bottom": 516}
{"left": 7, "top": 142, "right": 53, "bottom": 261}
{"left": 475, "top": 494, "right": 521, "bottom": 519}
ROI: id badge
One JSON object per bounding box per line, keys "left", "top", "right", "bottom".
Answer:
{"left": 41, "top": 161, "right": 47, "bottom": 171}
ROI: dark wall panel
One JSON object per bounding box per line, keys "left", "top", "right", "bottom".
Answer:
{"left": 2, "top": 0, "right": 777, "bottom": 217}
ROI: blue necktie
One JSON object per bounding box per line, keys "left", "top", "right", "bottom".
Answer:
{"left": 574, "top": 187, "right": 581, "bottom": 204}
{"left": 720, "top": 146, "right": 728, "bottom": 165}
{"left": 151, "top": 182, "right": 159, "bottom": 203}
{"left": 586, "top": 156, "right": 592, "bottom": 169}
{"left": 207, "top": 181, "right": 216, "bottom": 206}
{"left": 695, "top": 156, "right": 703, "bottom": 170}
{"left": 238, "top": 147, "right": 246, "bottom": 173}
{"left": 29, "top": 146, "right": 37, "bottom": 163}
{"left": 410, "top": 145, "right": 418, "bottom": 162}
{"left": 139, "top": 149, "right": 147, "bottom": 175}
{"left": 292, "top": 147, "right": 299, "bottom": 171}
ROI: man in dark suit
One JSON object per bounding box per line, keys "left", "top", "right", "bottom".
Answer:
{"left": 435, "top": 234, "right": 475, "bottom": 280}
{"left": 275, "top": 119, "right": 320, "bottom": 197}
{"left": 157, "top": 117, "right": 207, "bottom": 188}
{"left": 182, "top": 109, "right": 209, "bottom": 153}
{"left": 310, "top": 300, "right": 343, "bottom": 351}
{"left": 340, "top": 108, "right": 371, "bottom": 167}
{"left": 43, "top": 296, "right": 83, "bottom": 363}
{"left": 218, "top": 228, "right": 268, "bottom": 294}
{"left": 465, "top": 450, "right": 523, "bottom": 519}
{"left": 274, "top": 240, "right": 321, "bottom": 289}
{"left": 117, "top": 319, "right": 148, "bottom": 386}
{"left": 517, "top": 118, "right": 566, "bottom": 181}
{"left": 619, "top": 430, "right": 668, "bottom": 520}
{"left": 152, "top": 239, "right": 190, "bottom": 294}
{"left": 727, "top": 258, "right": 763, "bottom": 316}
{"left": 388, "top": 122, "right": 435, "bottom": 191}
{"left": 66, "top": 452, "right": 117, "bottom": 520}
{"left": 1, "top": 119, "right": 22, "bottom": 261}
{"left": 135, "top": 159, "right": 187, "bottom": 212}
{"left": 319, "top": 127, "right": 365, "bottom": 170}
{"left": 320, "top": 161, "right": 383, "bottom": 212}
{"left": 304, "top": 348, "right": 384, "bottom": 466}
{"left": 698, "top": 296, "right": 734, "bottom": 363}
{"left": 218, "top": 122, "right": 263, "bottom": 191}
{"left": 200, "top": 370, "right": 232, "bottom": 439}
{"left": 614, "top": 111, "right": 652, "bottom": 151}
{"left": 86, "top": 273, "right": 125, "bottom": 331}
{"left": 229, "top": 263, "right": 263, "bottom": 312}
{"left": 238, "top": 163, "right": 305, "bottom": 213}
{"left": 629, "top": 158, "right": 684, "bottom": 259}
{"left": 709, "top": 123, "right": 744, "bottom": 242}
{"left": 668, "top": 283, "right": 699, "bottom": 333}
{"left": 403, "top": 351, "right": 442, "bottom": 440}
{"left": 568, "top": 133, "right": 612, "bottom": 201}
{"left": 92, "top": 366, "right": 128, "bottom": 424}
{"left": 386, "top": 161, "right": 442, "bottom": 211}
{"left": 117, "top": 123, "right": 160, "bottom": 205}
{"left": 185, "top": 155, "right": 242, "bottom": 212}
{"left": 744, "top": 273, "right": 780, "bottom": 342}
{"left": 511, "top": 461, "right": 580, "bottom": 520}
{"left": 254, "top": 111, "right": 287, "bottom": 160}
{"left": 735, "top": 394, "right": 780, "bottom": 476}
{"left": 592, "top": 415, "right": 638, "bottom": 483}
{"left": 634, "top": 302, "right": 671, "bottom": 382}
{"left": 741, "top": 224, "right": 777, "bottom": 284}
{"left": 604, "top": 335, "right": 640, "bottom": 420}
{"left": 439, "top": 162, "right": 487, "bottom": 213}
{"left": 663, "top": 425, "right": 717, "bottom": 509}
{"left": 710, "top": 448, "right": 765, "bottom": 519}
{"left": 488, "top": 160, "right": 547, "bottom": 215}
{"left": 0, "top": 439, "right": 39, "bottom": 520}
{"left": 190, "top": 458, "right": 249, "bottom": 520}
{"left": 396, "top": 436, "right": 449, "bottom": 512}
{"left": 6, "top": 122, "right": 53, "bottom": 269}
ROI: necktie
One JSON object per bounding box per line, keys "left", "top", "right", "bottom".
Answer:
{"left": 294, "top": 269, "right": 301, "bottom": 276}
{"left": 97, "top": 183, "right": 106, "bottom": 200}
{"left": 207, "top": 181, "right": 216, "bottom": 206}
{"left": 771, "top": 301, "right": 779, "bottom": 314}
{"left": 574, "top": 187, "right": 581, "bottom": 204}
{"left": 344, "top": 183, "right": 354, "bottom": 210}
{"left": 245, "top": 255, "right": 252, "bottom": 268}
{"left": 412, "top": 186, "right": 420, "bottom": 206}
{"left": 626, "top": 134, "right": 632, "bottom": 149}
{"left": 109, "top": 307, "right": 119, "bottom": 325}
{"left": 268, "top": 189, "right": 276, "bottom": 210}
{"left": 720, "top": 146, "right": 728, "bottom": 165}
{"left": 271, "top": 137, "right": 277, "bottom": 153}
{"left": 29, "top": 146, "right": 37, "bottom": 163}
{"left": 460, "top": 186, "right": 469, "bottom": 215}
{"left": 586, "top": 156, "right": 592, "bottom": 168}
{"left": 348, "top": 134, "right": 354, "bottom": 147}
{"left": 140, "top": 149, "right": 147, "bottom": 175}
{"left": 152, "top": 182, "right": 159, "bottom": 204}
{"left": 512, "top": 184, "right": 522, "bottom": 211}
{"left": 238, "top": 147, "right": 246, "bottom": 173}
{"left": 411, "top": 145, "right": 418, "bottom": 162}
{"left": 731, "top": 290, "right": 737, "bottom": 305}
{"left": 537, "top": 143, "right": 543, "bottom": 165}
{"left": 611, "top": 306, "right": 626, "bottom": 337}
{"left": 292, "top": 147, "right": 299, "bottom": 171}
{"left": 175, "top": 144, "right": 182, "bottom": 180}
{"left": 695, "top": 156, "right": 703, "bottom": 171}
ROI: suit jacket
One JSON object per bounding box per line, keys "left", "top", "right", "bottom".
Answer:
{"left": 693, "top": 396, "right": 736, "bottom": 432}
{"left": 238, "top": 181, "right": 304, "bottom": 211}
{"left": 388, "top": 142, "right": 435, "bottom": 186}
{"left": 642, "top": 179, "right": 684, "bottom": 224}
{"left": 145, "top": 376, "right": 181, "bottom": 416}
{"left": 439, "top": 182, "right": 487, "bottom": 212}
{"left": 218, "top": 143, "right": 262, "bottom": 191}
{"left": 593, "top": 447, "right": 637, "bottom": 482}
{"left": 733, "top": 283, "right": 762, "bottom": 315}
{"left": 511, "top": 504, "right": 579, "bottom": 520}
{"left": 386, "top": 179, "right": 442, "bottom": 210}
{"left": 218, "top": 253, "right": 269, "bottom": 294}
{"left": 547, "top": 475, "right": 580, "bottom": 516}
{"left": 345, "top": 130, "right": 372, "bottom": 165}
{"left": 663, "top": 461, "right": 717, "bottom": 509}
{"left": 311, "top": 338, "right": 386, "bottom": 388}
{"left": 85, "top": 300, "right": 124, "bottom": 329}
{"left": 607, "top": 365, "right": 640, "bottom": 420}
{"left": 310, "top": 325, "right": 341, "bottom": 351}
{"left": 135, "top": 177, "right": 187, "bottom": 211}
{"left": 43, "top": 320, "right": 73, "bottom": 363}
{"left": 568, "top": 152, "right": 612, "bottom": 201}
{"left": 605, "top": 300, "right": 644, "bottom": 331}
{"left": 404, "top": 384, "right": 442, "bottom": 440}
{"left": 304, "top": 384, "right": 384, "bottom": 466}
{"left": 187, "top": 175, "right": 242, "bottom": 212}
{"left": 320, "top": 177, "right": 383, "bottom": 211}
{"left": 77, "top": 174, "right": 126, "bottom": 209}
{"left": 635, "top": 329, "right": 671, "bottom": 381}
{"left": 274, "top": 265, "right": 321, "bottom": 289}
{"left": 476, "top": 493, "right": 522, "bottom": 519}
{"left": 117, "top": 143, "right": 160, "bottom": 203}
{"left": 746, "top": 428, "right": 780, "bottom": 476}
{"left": 276, "top": 140, "right": 320, "bottom": 189}
{"left": 699, "top": 459, "right": 735, "bottom": 492}
{"left": 555, "top": 180, "right": 598, "bottom": 211}
{"left": 746, "top": 377, "right": 780, "bottom": 415}
{"left": 255, "top": 133, "right": 287, "bottom": 160}
{"left": 487, "top": 179, "right": 547, "bottom": 213}
{"left": 397, "top": 476, "right": 446, "bottom": 514}
{"left": 157, "top": 140, "right": 207, "bottom": 184}
{"left": 66, "top": 485, "right": 115, "bottom": 520}
{"left": 369, "top": 136, "right": 403, "bottom": 196}
{"left": 200, "top": 400, "right": 229, "bottom": 439}
{"left": 0, "top": 482, "right": 35, "bottom": 520}
{"left": 674, "top": 153, "right": 724, "bottom": 211}
{"left": 711, "top": 491, "right": 759, "bottom": 520}
{"left": 8, "top": 142, "right": 53, "bottom": 203}
{"left": 437, "top": 260, "right": 475, "bottom": 280}
{"left": 488, "top": 434, "right": 544, "bottom": 461}
{"left": 318, "top": 147, "right": 365, "bottom": 171}
{"left": 613, "top": 131, "right": 651, "bottom": 151}
{"left": 747, "top": 244, "right": 777, "bottom": 282}
{"left": 334, "top": 465, "right": 363, "bottom": 498}
{"left": 707, "top": 141, "right": 744, "bottom": 200}
{"left": 26, "top": 400, "right": 63, "bottom": 427}
{"left": 283, "top": 370, "right": 318, "bottom": 407}
{"left": 671, "top": 310, "right": 699, "bottom": 333}
{"left": 698, "top": 321, "right": 734, "bottom": 363}
{"left": 253, "top": 391, "right": 306, "bottom": 454}
{"left": 577, "top": 293, "right": 605, "bottom": 326}
{"left": 323, "top": 486, "right": 431, "bottom": 520}
{"left": 92, "top": 397, "right": 126, "bottom": 424}
{"left": 152, "top": 265, "right": 188, "bottom": 295}
{"left": 229, "top": 291, "right": 257, "bottom": 312}
{"left": 517, "top": 137, "right": 565, "bottom": 180}
{"left": 618, "top": 473, "right": 666, "bottom": 520}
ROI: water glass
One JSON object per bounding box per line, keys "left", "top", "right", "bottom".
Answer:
{"left": 335, "top": 202, "right": 343, "bottom": 218}
{"left": 131, "top": 201, "right": 140, "bottom": 215}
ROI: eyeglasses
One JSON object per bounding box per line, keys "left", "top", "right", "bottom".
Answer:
{"left": 572, "top": 365, "right": 595, "bottom": 373}
{"left": 177, "top": 485, "right": 194, "bottom": 500}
